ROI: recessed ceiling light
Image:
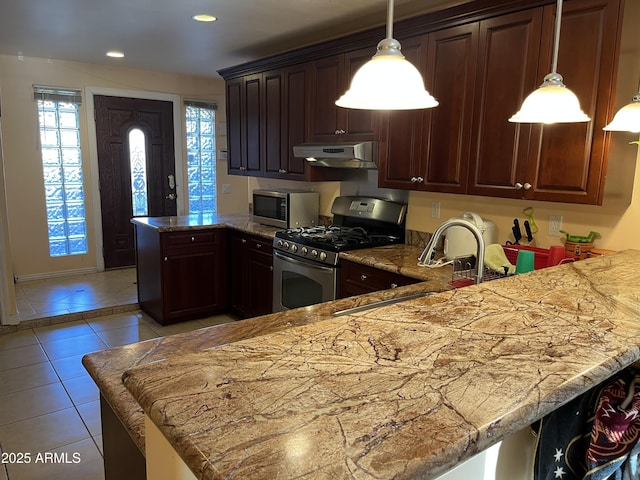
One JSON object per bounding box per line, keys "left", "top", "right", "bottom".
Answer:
{"left": 106, "top": 51, "right": 125, "bottom": 58}
{"left": 193, "top": 14, "right": 217, "bottom": 22}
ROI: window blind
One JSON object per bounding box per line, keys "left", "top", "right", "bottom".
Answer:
{"left": 33, "top": 85, "right": 82, "bottom": 105}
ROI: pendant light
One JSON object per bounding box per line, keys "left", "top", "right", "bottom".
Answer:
{"left": 509, "top": 0, "right": 589, "bottom": 124}
{"left": 603, "top": 81, "right": 640, "bottom": 133}
{"left": 335, "top": 0, "right": 438, "bottom": 110}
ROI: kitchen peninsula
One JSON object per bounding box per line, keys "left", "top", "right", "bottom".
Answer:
{"left": 85, "top": 250, "right": 640, "bottom": 479}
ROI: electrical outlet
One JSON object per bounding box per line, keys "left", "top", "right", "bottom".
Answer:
{"left": 431, "top": 201, "right": 441, "bottom": 219}
{"left": 548, "top": 215, "right": 563, "bottom": 236}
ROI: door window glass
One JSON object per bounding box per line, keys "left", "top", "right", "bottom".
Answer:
{"left": 185, "top": 102, "right": 217, "bottom": 215}
{"left": 35, "top": 87, "right": 88, "bottom": 257}
{"left": 128, "top": 128, "right": 149, "bottom": 217}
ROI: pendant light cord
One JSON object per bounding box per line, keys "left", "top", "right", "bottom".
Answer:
{"left": 386, "top": 0, "right": 394, "bottom": 40}
{"left": 551, "top": 0, "right": 563, "bottom": 74}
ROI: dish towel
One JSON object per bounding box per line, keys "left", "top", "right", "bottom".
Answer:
{"left": 484, "top": 244, "right": 515, "bottom": 275}
{"left": 533, "top": 369, "right": 640, "bottom": 480}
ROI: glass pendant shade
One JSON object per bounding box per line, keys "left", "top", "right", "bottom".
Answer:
{"left": 509, "top": 0, "right": 590, "bottom": 124}
{"left": 335, "top": 39, "right": 438, "bottom": 110}
{"left": 603, "top": 94, "right": 640, "bottom": 132}
{"left": 335, "top": 0, "right": 438, "bottom": 111}
{"left": 509, "top": 73, "right": 590, "bottom": 124}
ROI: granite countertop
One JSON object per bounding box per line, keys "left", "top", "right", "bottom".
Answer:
{"left": 117, "top": 250, "right": 640, "bottom": 479}
{"left": 131, "top": 214, "right": 281, "bottom": 240}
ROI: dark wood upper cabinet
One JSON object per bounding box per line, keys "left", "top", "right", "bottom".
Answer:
{"left": 377, "top": 35, "right": 428, "bottom": 190}
{"left": 221, "top": 0, "right": 623, "bottom": 204}
{"left": 467, "top": 9, "right": 544, "bottom": 199}
{"left": 469, "top": 0, "right": 622, "bottom": 204}
{"left": 226, "top": 75, "right": 263, "bottom": 176}
{"left": 524, "top": 0, "right": 621, "bottom": 204}
{"left": 262, "top": 64, "right": 310, "bottom": 180}
{"left": 308, "top": 48, "right": 380, "bottom": 142}
{"left": 421, "top": 23, "right": 479, "bottom": 193}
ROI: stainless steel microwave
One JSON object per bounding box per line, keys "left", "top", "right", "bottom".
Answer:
{"left": 252, "top": 189, "right": 319, "bottom": 229}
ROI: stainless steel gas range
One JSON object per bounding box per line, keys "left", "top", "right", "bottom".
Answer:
{"left": 272, "top": 196, "right": 407, "bottom": 312}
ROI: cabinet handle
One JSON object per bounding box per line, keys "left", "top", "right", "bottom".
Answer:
{"left": 417, "top": 176, "right": 424, "bottom": 183}
{"left": 410, "top": 177, "right": 417, "bottom": 183}
{"left": 360, "top": 274, "right": 367, "bottom": 281}
{"left": 270, "top": 266, "right": 273, "bottom": 271}
{"left": 256, "top": 243, "right": 262, "bottom": 249}
{"left": 523, "top": 182, "right": 532, "bottom": 190}
{"left": 390, "top": 283, "right": 398, "bottom": 288}
{"left": 335, "top": 129, "right": 346, "bottom": 135}
{"left": 191, "top": 236, "right": 195, "bottom": 242}
{"left": 241, "top": 238, "right": 247, "bottom": 244}
{"left": 515, "top": 182, "right": 523, "bottom": 190}
{"left": 164, "top": 256, "right": 168, "bottom": 262}
{"left": 278, "top": 169, "right": 287, "bottom": 174}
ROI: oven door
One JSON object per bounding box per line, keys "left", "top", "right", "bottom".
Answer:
{"left": 273, "top": 250, "right": 337, "bottom": 312}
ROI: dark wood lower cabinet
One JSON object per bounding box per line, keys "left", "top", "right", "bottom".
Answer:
{"left": 228, "top": 231, "right": 274, "bottom": 318}
{"left": 338, "top": 260, "right": 418, "bottom": 299}
{"left": 101, "top": 394, "right": 146, "bottom": 480}
{"left": 135, "top": 226, "right": 228, "bottom": 325}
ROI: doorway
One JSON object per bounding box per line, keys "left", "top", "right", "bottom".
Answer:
{"left": 94, "top": 95, "right": 177, "bottom": 269}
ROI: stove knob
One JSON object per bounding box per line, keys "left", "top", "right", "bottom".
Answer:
{"left": 319, "top": 252, "right": 327, "bottom": 262}
{"left": 301, "top": 247, "right": 308, "bottom": 256}
{"left": 283, "top": 242, "right": 290, "bottom": 250}
{"left": 311, "top": 249, "right": 318, "bottom": 258}
{"left": 277, "top": 240, "right": 284, "bottom": 248}
{"left": 291, "top": 244, "right": 298, "bottom": 253}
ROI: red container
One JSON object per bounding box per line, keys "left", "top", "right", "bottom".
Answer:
{"left": 502, "top": 245, "right": 576, "bottom": 270}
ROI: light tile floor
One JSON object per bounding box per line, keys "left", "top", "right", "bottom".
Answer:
{"left": 1, "top": 270, "right": 237, "bottom": 479}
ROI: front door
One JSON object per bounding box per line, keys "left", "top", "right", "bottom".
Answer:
{"left": 94, "top": 96, "right": 176, "bottom": 268}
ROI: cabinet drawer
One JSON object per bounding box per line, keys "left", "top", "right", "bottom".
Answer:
{"left": 249, "top": 237, "right": 273, "bottom": 255}
{"left": 162, "top": 230, "right": 220, "bottom": 255}
{"left": 341, "top": 261, "right": 417, "bottom": 292}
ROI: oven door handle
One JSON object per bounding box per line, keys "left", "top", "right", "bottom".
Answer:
{"left": 274, "top": 250, "right": 336, "bottom": 273}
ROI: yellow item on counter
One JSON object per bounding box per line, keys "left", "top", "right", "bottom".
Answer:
{"left": 485, "top": 244, "right": 516, "bottom": 275}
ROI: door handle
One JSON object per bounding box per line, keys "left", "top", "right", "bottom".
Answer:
{"left": 167, "top": 174, "right": 175, "bottom": 189}
{"left": 166, "top": 193, "right": 176, "bottom": 200}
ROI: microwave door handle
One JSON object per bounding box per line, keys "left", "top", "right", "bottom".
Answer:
{"left": 274, "top": 250, "right": 335, "bottom": 273}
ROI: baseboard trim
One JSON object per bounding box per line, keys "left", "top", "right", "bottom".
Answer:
{"left": 14, "top": 267, "right": 99, "bottom": 283}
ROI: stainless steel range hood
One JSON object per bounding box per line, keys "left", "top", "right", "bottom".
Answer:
{"left": 293, "top": 141, "right": 378, "bottom": 169}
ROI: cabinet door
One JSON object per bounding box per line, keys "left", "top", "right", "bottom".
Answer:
{"left": 281, "top": 64, "right": 310, "bottom": 179}
{"left": 308, "top": 49, "right": 378, "bottom": 142}
{"left": 226, "top": 78, "right": 244, "bottom": 174}
{"left": 524, "top": 0, "right": 622, "bottom": 205}
{"left": 309, "top": 55, "right": 344, "bottom": 142}
{"left": 162, "top": 230, "right": 227, "bottom": 321}
{"left": 467, "top": 9, "right": 543, "bottom": 198}
{"left": 248, "top": 238, "right": 273, "bottom": 317}
{"left": 228, "top": 231, "right": 250, "bottom": 317}
{"left": 243, "top": 74, "right": 263, "bottom": 175}
{"left": 226, "top": 75, "right": 263, "bottom": 176}
{"left": 262, "top": 65, "right": 310, "bottom": 180}
{"left": 377, "top": 35, "right": 428, "bottom": 189}
{"left": 342, "top": 48, "right": 378, "bottom": 140}
{"left": 263, "top": 70, "right": 285, "bottom": 177}
{"left": 421, "top": 23, "right": 479, "bottom": 193}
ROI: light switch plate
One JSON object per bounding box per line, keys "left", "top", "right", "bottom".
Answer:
{"left": 222, "top": 184, "right": 231, "bottom": 194}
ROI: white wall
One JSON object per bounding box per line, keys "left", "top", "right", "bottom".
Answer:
{"left": 0, "top": 55, "right": 248, "bottom": 279}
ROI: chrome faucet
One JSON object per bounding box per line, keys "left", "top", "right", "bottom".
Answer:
{"left": 418, "top": 218, "right": 486, "bottom": 284}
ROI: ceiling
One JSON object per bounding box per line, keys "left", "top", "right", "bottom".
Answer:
{"left": 0, "top": 0, "right": 470, "bottom": 79}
